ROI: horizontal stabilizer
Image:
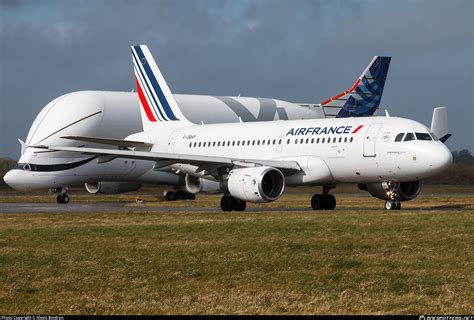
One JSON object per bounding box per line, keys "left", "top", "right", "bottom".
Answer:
{"left": 61, "top": 136, "right": 153, "bottom": 149}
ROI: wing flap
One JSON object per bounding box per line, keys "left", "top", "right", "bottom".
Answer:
{"left": 61, "top": 136, "right": 153, "bottom": 148}
{"left": 36, "top": 145, "right": 301, "bottom": 173}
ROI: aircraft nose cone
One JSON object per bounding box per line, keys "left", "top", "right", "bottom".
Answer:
{"left": 3, "top": 169, "right": 28, "bottom": 191}
{"left": 3, "top": 170, "right": 16, "bottom": 189}
{"left": 433, "top": 145, "right": 453, "bottom": 173}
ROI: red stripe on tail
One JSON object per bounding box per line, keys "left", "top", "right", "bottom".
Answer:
{"left": 135, "top": 77, "right": 157, "bottom": 122}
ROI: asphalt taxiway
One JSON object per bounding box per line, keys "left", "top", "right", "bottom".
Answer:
{"left": 0, "top": 201, "right": 471, "bottom": 214}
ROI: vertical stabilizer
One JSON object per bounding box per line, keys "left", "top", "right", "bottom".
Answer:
{"left": 131, "top": 45, "right": 190, "bottom": 131}
{"left": 321, "top": 56, "right": 391, "bottom": 118}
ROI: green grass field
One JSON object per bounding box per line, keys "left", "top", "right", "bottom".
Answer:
{"left": 0, "top": 191, "right": 473, "bottom": 314}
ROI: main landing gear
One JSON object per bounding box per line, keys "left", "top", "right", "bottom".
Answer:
{"left": 220, "top": 194, "right": 247, "bottom": 212}
{"left": 384, "top": 182, "right": 401, "bottom": 210}
{"left": 311, "top": 185, "right": 336, "bottom": 210}
{"left": 164, "top": 190, "right": 196, "bottom": 201}
{"left": 55, "top": 187, "right": 70, "bottom": 204}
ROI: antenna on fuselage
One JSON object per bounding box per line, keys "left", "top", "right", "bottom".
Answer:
{"left": 385, "top": 109, "right": 390, "bottom": 117}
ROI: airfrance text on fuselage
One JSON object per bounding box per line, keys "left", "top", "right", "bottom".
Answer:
{"left": 286, "top": 125, "right": 363, "bottom": 136}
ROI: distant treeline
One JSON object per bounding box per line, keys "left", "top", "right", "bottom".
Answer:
{"left": 0, "top": 150, "right": 473, "bottom": 189}
{"left": 426, "top": 149, "right": 474, "bottom": 185}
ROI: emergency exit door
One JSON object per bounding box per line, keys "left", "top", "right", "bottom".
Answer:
{"left": 363, "top": 123, "right": 382, "bottom": 157}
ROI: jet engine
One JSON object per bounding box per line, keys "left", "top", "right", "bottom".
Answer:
{"left": 227, "top": 166, "right": 285, "bottom": 203}
{"left": 184, "top": 174, "right": 222, "bottom": 194}
{"left": 85, "top": 182, "right": 141, "bottom": 194}
{"left": 358, "top": 181, "right": 422, "bottom": 201}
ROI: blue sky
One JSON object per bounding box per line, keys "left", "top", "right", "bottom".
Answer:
{"left": 1, "top": 0, "right": 472, "bottom": 157}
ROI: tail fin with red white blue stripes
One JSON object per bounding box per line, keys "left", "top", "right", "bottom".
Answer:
{"left": 131, "top": 45, "right": 190, "bottom": 130}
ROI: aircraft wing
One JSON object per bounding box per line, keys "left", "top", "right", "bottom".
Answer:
{"left": 61, "top": 136, "right": 153, "bottom": 148}
{"left": 36, "top": 145, "right": 302, "bottom": 174}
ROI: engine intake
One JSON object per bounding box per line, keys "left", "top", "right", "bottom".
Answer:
{"left": 358, "top": 181, "right": 421, "bottom": 201}
{"left": 227, "top": 166, "right": 285, "bottom": 203}
{"left": 85, "top": 182, "right": 141, "bottom": 194}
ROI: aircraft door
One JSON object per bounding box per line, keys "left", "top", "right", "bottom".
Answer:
{"left": 363, "top": 123, "right": 382, "bottom": 157}
{"left": 167, "top": 132, "right": 180, "bottom": 153}
{"left": 276, "top": 135, "right": 283, "bottom": 153}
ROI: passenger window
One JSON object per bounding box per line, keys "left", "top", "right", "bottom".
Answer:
{"left": 322, "top": 138, "right": 325, "bottom": 143}
{"left": 344, "top": 137, "right": 347, "bottom": 143}
{"left": 404, "top": 133, "right": 415, "bottom": 141}
{"left": 338, "top": 137, "right": 342, "bottom": 143}
{"left": 257, "top": 140, "right": 260, "bottom": 145}
{"left": 395, "top": 133, "right": 404, "bottom": 142}
{"left": 295, "top": 139, "right": 298, "bottom": 144}
{"left": 317, "top": 138, "right": 320, "bottom": 144}
{"left": 300, "top": 138, "right": 304, "bottom": 144}
{"left": 193, "top": 142, "right": 197, "bottom": 147}
{"left": 232, "top": 141, "right": 235, "bottom": 146}
{"left": 278, "top": 139, "right": 282, "bottom": 144}
{"left": 306, "top": 138, "right": 309, "bottom": 144}
{"left": 262, "top": 140, "right": 265, "bottom": 145}
{"left": 350, "top": 137, "right": 354, "bottom": 142}
{"left": 252, "top": 141, "right": 255, "bottom": 145}
{"left": 268, "top": 139, "right": 271, "bottom": 145}
{"left": 237, "top": 141, "right": 240, "bottom": 146}
{"left": 287, "top": 139, "right": 290, "bottom": 144}
{"left": 311, "top": 138, "right": 314, "bottom": 144}
{"left": 415, "top": 133, "right": 432, "bottom": 141}
{"left": 189, "top": 142, "right": 192, "bottom": 148}
{"left": 333, "top": 137, "right": 336, "bottom": 143}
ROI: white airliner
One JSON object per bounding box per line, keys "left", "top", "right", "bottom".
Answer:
{"left": 4, "top": 50, "right": 393, "bottom": 203}
{"left": 25, "top": 45, "right": 452, "bottom": 210}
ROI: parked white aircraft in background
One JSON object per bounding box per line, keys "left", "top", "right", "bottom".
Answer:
{"left": 25, "top": 45, "right": 451, "bottom": 210}
{"left": 4, "top": 48, "right": 393, "bottom": 203}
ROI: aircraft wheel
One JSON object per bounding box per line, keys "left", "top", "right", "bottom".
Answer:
{"left": 385, "top": 200, "right": 395, "bottom": 210}
{"left": 57, "top": 194, "right": 69, "bottom": 204}
{"left": 234, "top": 199, "right": 247, "bottom": 211}
{"left": 311, "top": 194, "right": 324, "bottom": 210}
{"left": 62, "top": 194, "right": 70, "bottom": 204}
{"left": 57, "top": 195, "right": 63, "bottom": 204}
{"left": 221, "top": 195, "right": 235, "bottom": 212}
{"left": 324, "top": 194, "right": 336, "bottom": 210}
{"left": 394, "top": 201, "right": 401, "bottom": 210}
{"left": 165, "top": 191, "right": 177, "bottom": 201}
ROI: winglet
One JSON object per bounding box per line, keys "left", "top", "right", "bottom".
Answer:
{"left": 18, "top": 139, "right": 27, "bottom": 156}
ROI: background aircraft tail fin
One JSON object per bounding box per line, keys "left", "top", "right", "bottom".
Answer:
{"left": 321, "top": 56, "right": 391, "bottom": 118}
{"left": 131, "top": 45, "right": 190, "bottom": 131}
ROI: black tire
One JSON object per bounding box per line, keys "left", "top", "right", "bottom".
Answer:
{"left": 62, "top": 194, "right": 70, "bottom": 204}
{"left": 220, "top": 195, "right": 235, "bottom": 212}
{"left": 234, "top": 199, "right": 247, "bottom": 211}
{"left": 311, "top": 194, "right": 324, "bottom": 210}
{"left": 385, "top": 200, "right": 394, "bottom": 210}
{"left": 394, "top": 201, "right": 401, "bottom": 210}
{"left": 57, "top": 194, "right": 64, "bottom": 204}
{"left": 324, "top": 194, "right": 336, "bottom": 210}
{"left": 165, "top": 191, "right": 177, "bottom": 201}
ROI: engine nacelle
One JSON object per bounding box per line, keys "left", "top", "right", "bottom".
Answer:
{"left": 184, "top": 174, "right": 222, "bottom": 194}
{"left": 227, "top": 166, "right": 285, "bottom": 203}
{"left": 358, "top": 181, "right": 422, "bottom": 201}
{"left": 85, "top": 182, "right": 141, "bottom": 194}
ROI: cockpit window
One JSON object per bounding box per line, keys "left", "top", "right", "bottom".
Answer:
{"left": 404, "top": 133, "right": 415, "bottom": 141}
{"left": 415, "top": 133, "right": 432, "bottom": 141}
{"left": 395, "top": 133, "right": 405, "bottom": 142}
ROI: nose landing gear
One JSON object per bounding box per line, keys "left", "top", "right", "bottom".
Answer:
{"left": 384, "top": 182, "right": 401, "bottom": 210}
{"left": 55, "top": 187, "right": 70, "bottom": 204}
